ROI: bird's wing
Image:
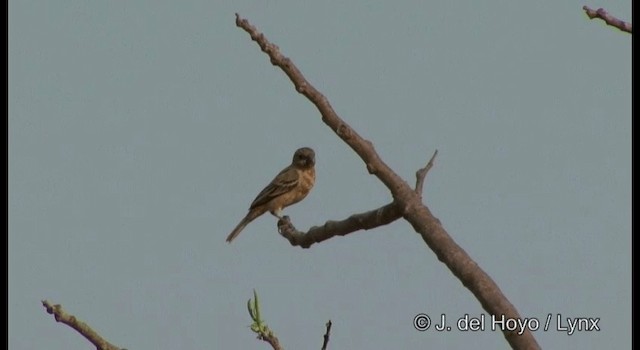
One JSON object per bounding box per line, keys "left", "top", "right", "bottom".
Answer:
{"left": 249, "top": 165, "right": 299, "bottom": 209}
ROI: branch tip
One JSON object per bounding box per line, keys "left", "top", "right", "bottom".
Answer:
{"left": 582, "top": 6, "right": 631, "bottom": 33}
{"left": 321, "top": 320, "right": 333, "bottom": 350}
{"left": 415, "top": 149, "right": 438, "bottom": 195}
{"left": 41, "top": 300, "right": 122, "bottom": 350}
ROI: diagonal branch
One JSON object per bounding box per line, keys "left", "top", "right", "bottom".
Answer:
{"left": 41, "top": 300, "right": 122, "bottom": 350}
{"left": 235, "top": 14, "right": 540, "bottom": 350}
{"left": 583, "top": 6, "right": 632, "bottom": 33}
{"left": 234, "top": 14, "right": 406, "bottom": 195}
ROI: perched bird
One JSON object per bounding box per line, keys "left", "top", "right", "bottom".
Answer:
{"left": 226, "top": 147, "right": 316, "bottom": 243}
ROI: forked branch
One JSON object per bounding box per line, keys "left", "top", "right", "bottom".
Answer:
{"left": 236, "top": 14, "right": 540, "bottom": 349}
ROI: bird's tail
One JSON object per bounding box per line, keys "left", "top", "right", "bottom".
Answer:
{"left": 225, "top": 209, "right": 262, "bottom": 243}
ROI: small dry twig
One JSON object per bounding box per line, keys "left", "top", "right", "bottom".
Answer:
{"left": 41, "top": 300, "right": 122, "bottom": 350}
{"left": 321, "top": 320, "right": 332, "bottom": 350}
{"left": 415, "top": 149, "right": 438, "bottom": 197}
{"left": 583, "top": 6, "right": 631, "bottom": 33}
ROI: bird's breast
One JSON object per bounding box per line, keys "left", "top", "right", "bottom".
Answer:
{"left": 299, "top": 167, "right": 315, "bottom": 192}
{"left": 282, "top": 167, "right": 315, "bottom": 208}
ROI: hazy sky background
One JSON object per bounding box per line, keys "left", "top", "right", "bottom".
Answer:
{"left": 9, "top": 1, "right": 631, "bottom": 349}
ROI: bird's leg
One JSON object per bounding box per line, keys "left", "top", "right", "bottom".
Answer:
{"left": 270, "top": 208, "right": 284, "bottom": 220}
{"left": 271, "top": 208, "right": 293, "bottom": 236}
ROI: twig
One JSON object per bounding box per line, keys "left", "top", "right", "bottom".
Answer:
{"left": 321, "top": 320, "right": 332, "bottom": 350}
{"left": 415, "top": 149, "right": 438, "bottom": 197}
{"left": 583, "top": 6, "right": 631, "bottom": 33}
{"left": 278, "top": 203, "right": 401, "bottom": 248}
{"left": 41, "top": 300, "right": 122, "bottom": 350}
{"left": 259, "top": 332, "right": 283, "bottom": 350}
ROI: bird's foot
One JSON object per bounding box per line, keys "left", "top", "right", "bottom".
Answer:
{"left": 277, "top": 215, "right": 291, "bottom": 227}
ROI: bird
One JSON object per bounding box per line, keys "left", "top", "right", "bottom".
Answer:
{"left": 226, "top": 147, "right": 316, "bottom": 243}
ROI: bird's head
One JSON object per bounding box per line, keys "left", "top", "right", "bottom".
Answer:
{"left": 292, "top": 147, "right": 315, "bottom": 168}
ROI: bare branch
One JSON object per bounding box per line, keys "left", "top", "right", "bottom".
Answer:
{"left": 321, "top": 320, "right": 332, "bottom": 350}
{"left": 236, "top": 14, "right": 540, "bottom": 349}
{"left": 41, "top": 300, "right": 122, "bottom": 350}
{"left": 278, "top": 203, "right": 401, "bottom": 248}
{"left": 583, "top": 6, "right": 632, "bottom": 33}
{"left": 415, "top": 149, "right": 438, "bottom": 196}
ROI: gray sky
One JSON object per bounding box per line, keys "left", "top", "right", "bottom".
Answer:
{"left": 9, "top": 1, "right": 631, "bottom": 349}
